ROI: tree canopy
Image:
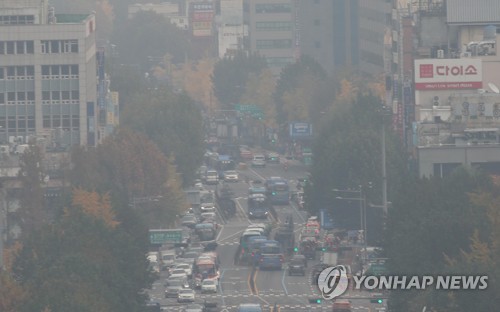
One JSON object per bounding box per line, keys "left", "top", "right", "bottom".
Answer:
{"left": 212, "top": 51, "right": 268, "bottom": 109}
{"left": 274, "top": 55, "right": 327, "bottom": 130}
{"left": 70, "top": 128, "right": 188, "bottom": 227}
{"left": 385, "top": 168, "right": 497, "bottom": 311}
{"left": 120, "top": 90, "right": 204, "bottom": 186}
{"left": 11, "top": 189, "right": 153, "bottom": 312}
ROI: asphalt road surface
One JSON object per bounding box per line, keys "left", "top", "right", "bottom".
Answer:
{"left": 150, "top": 158, "right": 387, "bottom": 311}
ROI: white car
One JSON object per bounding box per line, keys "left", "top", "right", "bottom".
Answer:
{"left": 200, "top": 212, "right": 216, "bottom": 221}
{"left": 201, "top": 279, "right": 218, "bottom": 293}
{"left": 174, "top": 263, "right": 193, "bottom": 277}
{"left": 251, "top": 154, "right": 266, "bottom": 167}
{"left": 169, "top": 268, "right": 188, "bottom": 280}
{"left": 177, "top": 288, "right": 195, "bottom": 303}
{"left": 223, "top": 170, "right": 239, "bottom": 182}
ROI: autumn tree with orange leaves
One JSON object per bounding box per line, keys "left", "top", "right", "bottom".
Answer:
{"left": 70, "top": 128, "right": 188, "bottom": 228}
{"left": 10, "top": 187, "right": 152, "bottom": 312}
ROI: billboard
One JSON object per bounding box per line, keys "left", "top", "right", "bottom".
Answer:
{"left": 414, "top": 59, "right": 482, "bottom": 90}
{"left": 191, "top": 2, "right": 214, "bottom": 37}
{"left": 289, "top": 122, "right": 312, "bottom": 138}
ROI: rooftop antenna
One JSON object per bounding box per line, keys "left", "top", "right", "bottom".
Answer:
{"left": 488, "top": 82, "right": 500, "bottom": 94}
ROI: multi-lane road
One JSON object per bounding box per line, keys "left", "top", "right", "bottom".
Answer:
{"left": 149, "top": 158, "right": 386, "bottom": 311}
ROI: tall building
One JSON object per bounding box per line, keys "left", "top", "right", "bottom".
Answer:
{"left": 299, "top": 0, "right": 390, "bottom": 77}
{"left": 0, "top": 0, "right": 98, "bottom": 147}
{"left": 244, "top": 0, "right": 298, "bottom": 74}
{"left": 217, "top": 0, "right": 246, "bottom": 58}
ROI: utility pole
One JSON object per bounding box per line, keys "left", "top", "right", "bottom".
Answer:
{"left": 381, "top": 106, "right": 391, "bottom": 215}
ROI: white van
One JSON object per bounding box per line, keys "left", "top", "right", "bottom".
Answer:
{"left": 251, "top": 154, "right": 266, "bottom": 168}
{"left": 204, "top": 170, "right": 219, "bottom": 185}
{"left": 160, "top": 250, "right": 176, "bottom": 270}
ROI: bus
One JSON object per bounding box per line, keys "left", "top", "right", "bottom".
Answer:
{"left": 243, "top": 235, "right": 268, "bottom": 265}
{"left": 258, "top": 240, "right": 284, "bottom": 270}
{"left": 266, "top": 178, "right": 290, "bottom": 205}
{"left": 211, "top": 154, "right": 235, "bottom": 178}
{"left": 240, "top": 230, "right": 263, "bottom": 260}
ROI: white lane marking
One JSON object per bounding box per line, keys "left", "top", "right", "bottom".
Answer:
{"left": 216, "top": 225, "right": 225, "bottom": 241}
{"left": 235, "top": 198, "right": 251, "bottom": 225}
{"left": 217, "top": 229, "right": 246, "bottom": 242}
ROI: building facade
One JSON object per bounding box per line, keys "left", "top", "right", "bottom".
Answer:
{"left": 298, "top": 0, "right": 389, "bottom": 77}
{"left": 0, "top": 0, "right": 98, "bottom": 147}
{"left": 389, "top": 0, "right": 500, "bottom": 177}
{"left": 244, "top": 0, "right": 298, "bottom": 74}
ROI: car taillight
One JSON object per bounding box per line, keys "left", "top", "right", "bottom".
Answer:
{"left": 251, "top": 252, "right": 254, "bottom": 257}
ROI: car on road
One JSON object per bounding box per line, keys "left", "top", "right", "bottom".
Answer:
{"left": 223, "top": 170, "right": 239, "bottom": 182}
{"left": 200, "top": 212, "right": 216, "bottom": 221}
{"left": 288, "top": 255, "right": 306, "bottom": 276}
{"left": 174, "top": 263, "right": 193, "bottom": 278}
{"left": 181, "top": 214, "right": 198, "bottom": 228}
{"left": 181, "top": 303, "right": 204, "bottom": 312}
{"left": 266, "top": 152, "right": 280, "bottom": 164}
{"left": 169, "top": 268, "right": 188, "bottom": 280}
{"left": 251, "top": 154, "right": 266, "bottom": 167}
{"left": 177, "top": 288, "right": 195, "bottom": 303}
{"left": 238, "top": 303, "right": 263, "bottom": 312}
{"left": 164, "top": 278, "right": 189, "bottom": 298}
{"left": 201, "top": 278, "right": 218, "bottom": 293}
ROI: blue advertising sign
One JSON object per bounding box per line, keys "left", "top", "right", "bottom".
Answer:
{"left": 289, "top": 122, "right": 312, "bottom": 138}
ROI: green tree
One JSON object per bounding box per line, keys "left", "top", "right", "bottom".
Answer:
{"left": 308, "top": 93, "right": 407, "bottom": 213}
{"left": 121, "top": 90, "right": 204, "bottom": 185}
{"left": 13, "top": 195, "right": 152, "bottom": 312}
{"left": 70, "top": 129, "right": 188, "bottom": 227}
{"left": 17, "top": 144, "right": 46, "bottom": 235}
{"left": 109, "top": 64, "right": 148, "bottom": 109}
{"left": 385, "top": 167, "right": 494, "bottom": 312}
{"left": 212, "top": 51, "right": 268, "bottom": 108}
{"left": 239, "top": 68, "right": 278, "bottom": 128}
{"left": 274, "top": 55, "right": 327, "bottom": 132}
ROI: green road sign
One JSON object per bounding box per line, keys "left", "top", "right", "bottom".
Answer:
{"left": 235, "top": 104, "right": 262, "bottom": 113}
{"left": 149, "top": 229, "right": 183, "bottom": 244}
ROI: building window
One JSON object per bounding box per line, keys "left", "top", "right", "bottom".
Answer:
{"left": 41, "top": 40, "right": 78, "bottom": 54}
{"left": 255, "top": 3, "right": 291, "bottom": 14}
{"left": 6, "top": 41, "right": 14, "bottom": 54}
{"left": 0, "top": 15, "right": 34, "bottom": 25}
{"left": 256, "top": 39, "right": 293, "bottom": 49}
{"left": 256, "top": 21, "right": 293, "bottom": 31}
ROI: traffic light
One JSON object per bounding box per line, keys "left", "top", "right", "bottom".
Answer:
{"left": 370, "top": 299, "right": 384, "bottom": 304}
{"left": 308, "top": 298, "right": 322, "bottom": 304}
{"left": 321, "top": 247, "right": 327, "bottom": 252}
{"left": 293, "top": 247, "right": 299, "bottom": 252}
{"left": 272, "top": 192, "right": 277, "bottom": 196}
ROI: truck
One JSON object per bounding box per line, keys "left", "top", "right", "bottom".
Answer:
{"left": 332, "top": 299, "right": 352, "bottom": 312}
{"left": 321, "top": 251, "right": 338, "bottom": 266}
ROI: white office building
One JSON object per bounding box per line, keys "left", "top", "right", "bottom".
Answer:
{"left": 0, "top": 0, "right": 98, "bottom": 147}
